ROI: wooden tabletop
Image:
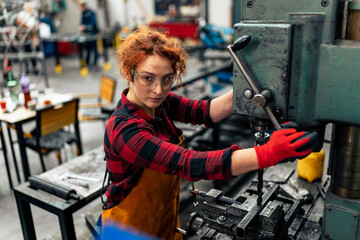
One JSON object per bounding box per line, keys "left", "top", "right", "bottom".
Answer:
{"left": 0, "top": 93, "right": 73, "bottom": 124}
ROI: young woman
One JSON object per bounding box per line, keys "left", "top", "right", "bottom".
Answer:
{"left": 102, "top": 26, "right": 314, "bottom": 240}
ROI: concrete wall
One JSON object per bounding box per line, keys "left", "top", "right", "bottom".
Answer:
{"left": 208, "top": 0, "right": 233, "bottom": 28}
{"left": 58, "top": 0, "right": 154, "bottom": 32}
{"left": 107, "top": 0, "right": 155, "bottom": 29}
{"left": 56, "top": 0, "right": 81, "bottom": 33}
{"left": 57, "top": 0, "right": 232, "bottom": 33}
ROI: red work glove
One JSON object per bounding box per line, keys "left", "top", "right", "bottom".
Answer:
{"left": 254, "top": 128, "right": 314, "bottom": 170}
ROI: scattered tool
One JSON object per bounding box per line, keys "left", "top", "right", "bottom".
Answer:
{"left": 60, "top": 173, "right": 99, "bottom": 182}
{"left": 29, "top": 176, "right": 80, "bottom": 201}
{"left": 67, "top": 179, "right": 90, "bottom": 189}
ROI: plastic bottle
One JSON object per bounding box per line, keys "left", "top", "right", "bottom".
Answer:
{"left": 6, "top": 66, "right": 19, "bottom": 104}
{"left": 2, "top": 59, "right": 9, "bottom": 82}
{"left": 20, "top": 73, "right": 32, "bottom": 108}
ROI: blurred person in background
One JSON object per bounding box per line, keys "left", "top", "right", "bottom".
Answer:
{"left": 16, "top": 1, "right": 40, "bottom": 74}
{"left": 78, "top": 0, "right": 99, "bottom": 66}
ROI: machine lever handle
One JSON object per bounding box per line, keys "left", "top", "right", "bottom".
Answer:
{"left": 232, "top": 35, "right": 251, "bottom": 51}
{"left": 227, "top": 36, "right": 281, "bottom": 130}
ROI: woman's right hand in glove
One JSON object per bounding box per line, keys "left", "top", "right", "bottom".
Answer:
{"left": 230, "top": 125, "right": 318, "bottom": 176}
{"left": 254, "top": 128, "right": 317, "bottom": 170}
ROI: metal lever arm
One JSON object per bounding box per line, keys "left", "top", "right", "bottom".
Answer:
{"left": 227, "top": 35, "right": 281, "bottom": 130}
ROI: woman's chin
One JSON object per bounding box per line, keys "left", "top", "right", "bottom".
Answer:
{"left": 145, "top": 101, "right": 161, "bottom": 110}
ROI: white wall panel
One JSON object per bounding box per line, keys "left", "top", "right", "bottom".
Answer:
{"left": 208, "top": 0, "right": 232, "bottom": 28}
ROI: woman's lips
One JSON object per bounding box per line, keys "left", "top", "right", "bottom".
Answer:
{"left": 149, "top": 97, "right": 162, "bottom": 102}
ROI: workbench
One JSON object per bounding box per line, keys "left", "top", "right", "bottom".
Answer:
{"left": 13, "top": 146, "right": 106, "bottom": 240}
{"left": 0, "top": 92, "right": 73, "bottom": 181}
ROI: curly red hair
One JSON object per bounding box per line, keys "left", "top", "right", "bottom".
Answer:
{"left": 115, "top": 26, "right": 189, "bottom": 86}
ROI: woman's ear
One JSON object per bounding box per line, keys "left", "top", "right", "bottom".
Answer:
{"left": 128, "top": 68, "right": 135, "bottom": 82}
{"left": 125, "top": 77, "right": 133, "bottom": 86}
{"left": 123, "top": 71, "right": 133, "bottom": 83}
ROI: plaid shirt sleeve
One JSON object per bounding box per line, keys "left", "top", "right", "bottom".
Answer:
{"left": 166, "top": 91, "right": 214, "bottom": 127}
{"left": 105, "top": 116, "right": 240, "bottom": 181}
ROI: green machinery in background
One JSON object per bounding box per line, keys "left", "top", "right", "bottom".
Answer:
{"left": 232, "top": 0, "right": 360, "bottom": 239}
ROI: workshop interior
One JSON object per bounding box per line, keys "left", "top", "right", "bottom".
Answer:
{"left": 0, "top": 0, "right": 359, "bottom": 239}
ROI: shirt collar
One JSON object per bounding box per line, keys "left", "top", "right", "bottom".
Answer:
{"left": 119, "top": 88, "right": 165, "bottom": 123}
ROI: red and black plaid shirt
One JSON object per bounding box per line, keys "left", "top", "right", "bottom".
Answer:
{"left": 103, "top": 89, "right": 240, "bottom": 209}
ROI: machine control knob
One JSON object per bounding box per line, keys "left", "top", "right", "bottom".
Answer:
{"left": 252, "top": 90, "right": 272, "bottom": 108}
{"left": 243, "top": 89, "right": 253, "bottom": 99}
{"left": 252, "top": 94, "right": 266, "bottom": 107}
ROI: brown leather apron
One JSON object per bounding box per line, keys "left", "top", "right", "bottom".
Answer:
{"left": 102, "top": 133, "right": 184, "bottom": 240}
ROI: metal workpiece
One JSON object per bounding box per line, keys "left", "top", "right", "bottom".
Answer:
{"left": 191, "top": 188, "right": 236, "bottom": 206}
{"left": 259, "top": 200, "right": 285, "bottom": 233}
{"left": 236, "top": 184, "right": 281, "bottom": 238}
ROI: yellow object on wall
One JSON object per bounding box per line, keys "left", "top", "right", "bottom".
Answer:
{"left": 297, "top": 149, "right": 325, "bottom": 183}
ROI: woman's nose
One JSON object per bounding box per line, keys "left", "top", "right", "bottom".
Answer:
{"left": 152, "top": 81, "right": 163, "bottom": 93}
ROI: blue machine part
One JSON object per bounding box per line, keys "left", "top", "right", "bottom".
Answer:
{"left": 200, "top": 24, "right": 234, "bottom": 50}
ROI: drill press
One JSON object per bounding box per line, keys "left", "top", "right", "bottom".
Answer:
{"left": 231, "top": 1, "right": 360, "bottom": 239}
{"left": 183, "top": 1, "right": 360, "bottom": 239}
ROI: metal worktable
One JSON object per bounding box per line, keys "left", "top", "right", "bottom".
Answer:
{"left": 14, "top": 146, "right": 106, "bottom": 240}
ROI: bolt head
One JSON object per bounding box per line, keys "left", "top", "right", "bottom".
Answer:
{"left": 247, "top": 1, "right": 254, "bottom": 8}
{"left": 243, "top": 89, "right": 253, "bottom": 99}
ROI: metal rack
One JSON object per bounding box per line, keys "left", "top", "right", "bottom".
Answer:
{"left": 0, "top": 0, "right": 49, "bottom": 93}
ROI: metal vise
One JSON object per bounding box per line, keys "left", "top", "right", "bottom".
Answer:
{"left": 185, "top": 183, "right": 301, "bottom": 239}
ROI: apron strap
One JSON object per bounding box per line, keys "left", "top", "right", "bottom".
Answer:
{"left": 101, "top": 107, "right": 128, "bottom": 209}
{"left": 101, "top": 166, "right": 110, "bottom": 209}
